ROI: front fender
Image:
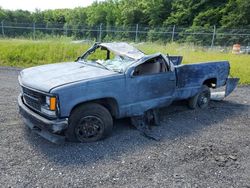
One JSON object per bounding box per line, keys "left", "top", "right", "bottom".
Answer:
{"left": 52, "top": 78, "right": 125, "bottom": 118}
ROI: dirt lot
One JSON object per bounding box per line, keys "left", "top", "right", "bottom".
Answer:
{"left": 0, "top": 67, "right": 250, "bottom": 188}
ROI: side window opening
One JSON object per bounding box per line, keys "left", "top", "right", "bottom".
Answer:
{"left": 86, "top": 47, "right": 114, "bottom": 61}
{"left": 133, "top": 56, "right": 168, "bottom": 76}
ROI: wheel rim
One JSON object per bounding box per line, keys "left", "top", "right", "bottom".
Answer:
{"left": 75, "top": 116, "right": 104, "bottom": 142}
{"left": 198, "top": 90, "right": 210, "bottom": 108}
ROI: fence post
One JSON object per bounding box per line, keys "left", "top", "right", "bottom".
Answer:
{"left": 65, "top": 23, "right": 68, "bottom": 37}
{"left": 99, "top": 23, "right": 103, "bottom": 42}
{"left": 1, "top": 20, "right": 4, "bottom": 37}
{"left": 171, "top": 25, "right": 176, "bottom": 43}
{"left": 33, "top": 22, "right": 36, "bottom": 40}
{"left": 211, "top": 25, "right": 216, "bottom": 48}
{"left": 135, "top": 24, "right": 139, "bottom": 43}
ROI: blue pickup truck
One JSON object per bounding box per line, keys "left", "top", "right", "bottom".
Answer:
{"left": 18, "top": 42, "right": 239, "bottom": 143}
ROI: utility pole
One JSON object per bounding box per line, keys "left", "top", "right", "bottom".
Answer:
{"left": 1, "top": 20, "right": 5, "bottom": 37}
{"left": 99, "top": 23, "right": 103, "bottom": 42}
{"left": 171, "top": 25, "right": 176, "bottom": 43}
{"left": 135, "top": 24, "right": 139, "bottom": 43}
{"left": 211, "top": 25, "right": 216, "bottom": 48}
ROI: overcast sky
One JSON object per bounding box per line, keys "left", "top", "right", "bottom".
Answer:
{"left": 0, "top": 0, "right": 102, "bottom": 11}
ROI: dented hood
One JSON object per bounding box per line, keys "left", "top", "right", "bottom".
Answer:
{"left": 19, "top": 62, "right": 118, "bottom": 92}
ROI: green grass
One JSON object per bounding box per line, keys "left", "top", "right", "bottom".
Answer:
{"left": 0, "top": 39, "right": 249, "bottom": 84}
{"left": 0, "top": 38, "right": 89, "bottom": 67}
{"left": 138, "top": 43, "right": 250, "bottom": 85}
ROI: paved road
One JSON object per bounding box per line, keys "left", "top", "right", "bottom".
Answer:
{"left": 0, "top": 67, "right": 250, "bottom": 187}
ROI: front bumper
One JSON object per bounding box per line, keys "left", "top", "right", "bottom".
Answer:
{"left": 18, "top": 94, "right": 68, "bottom": 144}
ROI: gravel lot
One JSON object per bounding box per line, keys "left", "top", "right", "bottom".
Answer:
{"left": 0, "top": 67, "right": 250, "bottom": 188}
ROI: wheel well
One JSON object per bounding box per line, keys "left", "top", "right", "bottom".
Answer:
{"left": 203, "top": 78, "right": 217, "bottom": 88}
{"left": 70, "top": 98, "right": 119, "bottom": 118}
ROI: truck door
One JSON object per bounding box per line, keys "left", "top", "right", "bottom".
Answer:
{"left": 127, "top": 55, "right": 176, "bottom": 112}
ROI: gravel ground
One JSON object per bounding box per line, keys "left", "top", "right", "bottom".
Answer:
{"left": 0, "top": 67, "right": 250, "bottom": 188}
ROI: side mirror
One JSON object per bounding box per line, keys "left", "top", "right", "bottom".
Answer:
{"left": 130, "top": 69, "right": 135, "bottom": 77}
{"left": 169, "top": 62, "right": 175, "bottom": 72}
{"left": 126, "top": 67, "right": 136, "bottom": 78}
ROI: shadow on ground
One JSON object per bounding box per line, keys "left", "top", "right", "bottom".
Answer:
{"left": 23, "top": 99, "right": 249, "bottom": 167}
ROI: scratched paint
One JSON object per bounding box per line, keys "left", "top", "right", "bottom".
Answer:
{"left": 19, "top": 42, "right": 234, "bottom": 119}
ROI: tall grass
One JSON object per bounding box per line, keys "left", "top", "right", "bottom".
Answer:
{"left": 0, "top": 38, "right": 89, "bottom": 67}
{"left": 138, "top": 43, "right": 250, "bottom": 85}
{"left": 0, "top": 39, "right": 249, "bottom": 84}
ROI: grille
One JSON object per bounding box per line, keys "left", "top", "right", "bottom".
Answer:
{"left": 22, "top": 87, "right": 44, "bottom": 111}
{"left": 22, "top": 87, "right": 41, "bottom": 99}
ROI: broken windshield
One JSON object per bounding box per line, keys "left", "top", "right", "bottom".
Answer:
{"left": 78, "top": 46, "right": 135, "bottom": 73}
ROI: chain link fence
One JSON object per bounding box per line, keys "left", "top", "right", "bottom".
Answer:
{"left": 1, "top": 21, "right": 250, "bottom": 48}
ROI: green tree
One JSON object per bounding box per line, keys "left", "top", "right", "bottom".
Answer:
{"left": 118, "top": 0, "right": 147, "bottom": 25}
{"left": 221, "top": 0, "right": 250, "bottom": 28}
{"left": 143, "top": 0, "right": 173, "bottom": 27}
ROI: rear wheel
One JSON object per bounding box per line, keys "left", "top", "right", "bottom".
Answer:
{"left": 66, "top": 103, "right": 113, "bottom": 142}
{"left": 188, "top": 85, "right": 211, "bottom": 109}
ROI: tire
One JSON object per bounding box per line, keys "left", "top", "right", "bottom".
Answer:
{"left": 188, "top": 85, "right": 211, "bottom": 109}
{"left": 65, "top": 103, "right": 113, "bottom": 142}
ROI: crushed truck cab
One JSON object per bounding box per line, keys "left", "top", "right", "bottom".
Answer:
{"left": 18, "top": 42, "right": 239, "bottom": 143}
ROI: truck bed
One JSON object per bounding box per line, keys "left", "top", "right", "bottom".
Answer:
{"left": 173, "top": 61, "right": 230, "bottom": 99}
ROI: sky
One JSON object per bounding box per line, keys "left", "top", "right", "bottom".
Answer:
{"left": 0, "top": 0, "right": 102, "bottom": 11}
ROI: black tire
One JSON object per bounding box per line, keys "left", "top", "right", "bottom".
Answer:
{"left": 65, "top": 103, "right": 113, "bottom": 142}
{"left": 188, "top": 85, "right": 211, "bottom": 109}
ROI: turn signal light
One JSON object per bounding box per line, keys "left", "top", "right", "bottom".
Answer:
{"left": 50, "top": 97, "right": 56, "bottom": 111}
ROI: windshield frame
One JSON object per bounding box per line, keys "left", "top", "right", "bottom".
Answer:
{"left": 77, "top": 43, "right": 137, "bottom": 73}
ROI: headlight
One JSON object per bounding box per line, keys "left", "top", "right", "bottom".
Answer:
{"left": 45, "top": 96, "right": 57, "bottom": 111}
{"left": 46, "top": 96, "right": 50, "bottom": 106}
{"left": 41, "top": 96, "right": 57, "bottom": 116}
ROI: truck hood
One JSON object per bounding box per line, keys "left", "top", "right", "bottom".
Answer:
{"left": 19, "top": 62, "right": 118, "bottom": 92}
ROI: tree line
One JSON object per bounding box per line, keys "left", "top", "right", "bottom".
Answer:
{"left": 0, "top": 0, "right": 249, "bottom": 45}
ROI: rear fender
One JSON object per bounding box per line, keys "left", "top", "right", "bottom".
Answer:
{"left": 211, "top": 78, "right": 240, "bottom": 101}
{"left": 225, "top": 78, "right": 240, "bottom": 97}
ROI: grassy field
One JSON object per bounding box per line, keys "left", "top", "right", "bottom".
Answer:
{"left": 0, "top": 39, "right": 249, "bottom": 84}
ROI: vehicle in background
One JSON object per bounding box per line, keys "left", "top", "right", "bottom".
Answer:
{"left": 240, "top": 46, "right": 250, "bottom": 54}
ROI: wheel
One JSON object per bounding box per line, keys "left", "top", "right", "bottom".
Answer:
{"left": 65, "top": 103, "right": 113, "bottom": 142}
{"left": 188, "top": 85, "right": 211, "bottom": 109}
